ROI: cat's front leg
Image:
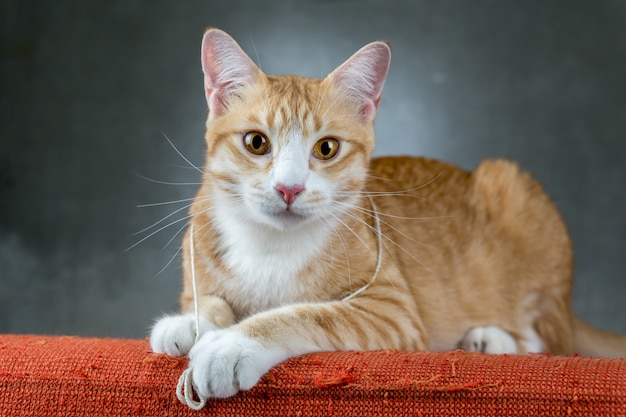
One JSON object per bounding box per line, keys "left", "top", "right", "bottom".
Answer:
{"left": 187, "top": 329, "right": 286, "bottom": 398}
{"left": 150, "top": 295, "right": 236, "bottom": 357}
{"left": 150, "top": 314, "right": 216, "bottom": 357}
{"left": 187, "top": 297, "right": 427, "bottom": 399}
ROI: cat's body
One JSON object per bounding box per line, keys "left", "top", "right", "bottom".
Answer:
{"left": 150, "top": 29, "right": 626, "bottom": 401}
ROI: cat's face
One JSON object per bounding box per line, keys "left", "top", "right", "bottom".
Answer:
{"left": 204, "top": 76, "right": 375, "bottom": 230}
{"left": 199, "top": 29, "right": 391, "bottom": 231}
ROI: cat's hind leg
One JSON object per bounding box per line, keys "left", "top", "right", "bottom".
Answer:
{"left": 458, "top": 326, "right": 518, "bottom": 354}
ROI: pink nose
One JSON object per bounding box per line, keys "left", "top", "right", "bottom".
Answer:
{"left": 275, "top": 184, "right": 304, "bottom": 205}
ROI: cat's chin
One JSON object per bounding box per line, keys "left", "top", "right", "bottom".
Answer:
{"left": 257, "top": 208, "right": 317, "bottom": 231}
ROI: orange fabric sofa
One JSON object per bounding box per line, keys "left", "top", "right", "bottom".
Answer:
{"left": 1, "top": 334, "right": 625, "bottom": 416}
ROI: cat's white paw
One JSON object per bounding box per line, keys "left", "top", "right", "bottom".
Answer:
{"left": 459, "top": 326, "right": 518, "bottom": 354}
{"left": 150, "top": 314, "right": 214, "bottom": 357}
{"left": 188, "top": 329, "right": 286, "bottom": 398}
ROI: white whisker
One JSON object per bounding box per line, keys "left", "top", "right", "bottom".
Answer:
{"left": 137, "top": 197, "right": 198, "bottom": 208}
{"left": 366, "top": 170, "right": 446, "bottom": 193}
{"left": 162, "top": 222, "right": 189, "bottom": 252}
{"left": 338, "top": 201, "right": 430, "bottom": 270}
{"left": 152, "top": 246, "right": 182, "bottom": 279}
{"left": 343, "top": 204, "right": 436, "bottom": 251}
{"left": 132, "top": 201, "right": 197, "bottom": 236}
{"left": 335, "top": 200, "right": 450, "bottom": 222}
{"left": 327, "top": 212, "right": 377, "bottom": 259}
{"left": 249, "top": 36, "right": 263, "bottom": 72}
{"left": 322, "top": 214, "right": 352, "bottom": 291}
{"left": 161, "top": 132, "right": 205, "bottom": 175}
{"left": 333, "top": 201, "right": 402, "bottom": 292}
{"left": 134, "top": 173, "right": 202, "bottom": 186}
{"left": 126, "top": 214, "right": 193, "bottom": 252}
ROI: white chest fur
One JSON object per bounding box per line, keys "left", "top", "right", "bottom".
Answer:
{"left": 212, "top": 203, "right": 333, "bottom": 313}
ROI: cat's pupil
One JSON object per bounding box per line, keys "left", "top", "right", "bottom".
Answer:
{"left": 252, "top": 135, "right": 264, "bottom": 149}
{"left": 321, "top": 141, "right": 331, "bottom": 156}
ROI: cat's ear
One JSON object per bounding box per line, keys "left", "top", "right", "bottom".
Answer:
{"left": 325, "top": 41, "right": 391, "bottom": 123}
{"left": 201, "top": 28, "right": 261, "bottom": 117}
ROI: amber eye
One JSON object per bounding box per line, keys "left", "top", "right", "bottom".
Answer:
{"left": 313, "top": 138, "right": 340, "bottom": 160}
{"left": 243, "top": 131, "right": 271, "bottom": 155}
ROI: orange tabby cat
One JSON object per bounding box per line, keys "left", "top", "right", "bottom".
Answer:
{"left": 150, "top": 28, "right": 626, "bottom": 400}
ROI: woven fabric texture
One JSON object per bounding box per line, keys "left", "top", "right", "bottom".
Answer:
{"left": 0, "top": 334, "right": 624, "bottom": 416}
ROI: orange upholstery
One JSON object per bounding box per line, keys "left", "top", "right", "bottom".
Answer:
{"left": 1, "top": 334, "right": 624, "bottom": 416}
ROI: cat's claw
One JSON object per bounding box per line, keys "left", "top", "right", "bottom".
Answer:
{"left": 458, "top": 326, "right": 518, "bottom": 354}
{"left": 188, "top": 329, "right": 286, "bottom": 399}
{"left": 150, "top": 314, "right": 213, "bottom": 357}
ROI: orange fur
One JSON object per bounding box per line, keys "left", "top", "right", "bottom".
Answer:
{"left": 175, "top": 29, "right": 626, "bottom": 364}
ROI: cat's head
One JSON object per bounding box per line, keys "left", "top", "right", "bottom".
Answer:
{"left": 200, "top": 29, "right": 390, "bottom": 231}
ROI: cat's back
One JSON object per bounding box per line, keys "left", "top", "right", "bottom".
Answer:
{"left": 367, "top": 155, "right": 568, "bottom": 238}
{"left": 365, "top": 156, "right": 572, "bottom": 351}
{"left": 366, "top": 155, "right": 570, "bottom": 269}
{"left": 366, "top": 156, "right": 472, "bottom": 221}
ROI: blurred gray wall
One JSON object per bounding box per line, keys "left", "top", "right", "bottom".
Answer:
{"left": 1, "top": 0, "right": 625, "bottom": 338}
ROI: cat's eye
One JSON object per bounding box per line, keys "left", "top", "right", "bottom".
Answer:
{"left": 312, "top": 138, "right": 340, "bottom": 160}
{"left": 243, "top": 131, "right": 271, "bottom": 155}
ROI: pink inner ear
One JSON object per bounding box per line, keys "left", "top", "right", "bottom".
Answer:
{"left": 327, "top": 41, "right": 391, "bottom": 122}
{"left": 201, "top": 29, "right": 260, "bottom": 117}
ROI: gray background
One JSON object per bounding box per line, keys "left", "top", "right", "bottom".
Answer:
{"left": 1, "top": 0, "right": 625, "bottom": 339}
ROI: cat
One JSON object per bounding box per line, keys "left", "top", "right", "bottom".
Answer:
{"left": 150, "top": 28, "right": 626, "bottom": 400}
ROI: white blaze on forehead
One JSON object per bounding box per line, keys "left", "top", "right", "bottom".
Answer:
{"left": 271, "top": 126, "right": 310, "bottom": 188}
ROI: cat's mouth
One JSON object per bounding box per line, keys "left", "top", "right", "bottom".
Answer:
{"left": 260, "top": 204, "right": 311, "bottom": 229}
{"left": 276, "top": 206, "right": 307, "bottom": 219}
